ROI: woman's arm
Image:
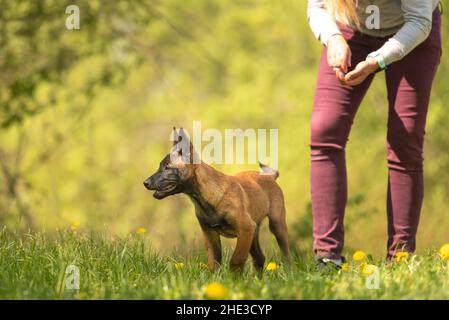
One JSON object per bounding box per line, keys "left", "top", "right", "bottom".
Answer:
{"left": 308, "top": 0, "right": 352, "bottom": 78}
{"left": 307, "top": 0, "right": 342, "bottom": 46}
{"left": 370, "top": 0, "right": 433, "bottom": 66}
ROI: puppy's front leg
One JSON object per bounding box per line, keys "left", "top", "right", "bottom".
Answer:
{"left": 230, "top": 217, "right": 256, "bottom": 272}
{"left": 201, "top": 225, "right": 222, "bottom": 271}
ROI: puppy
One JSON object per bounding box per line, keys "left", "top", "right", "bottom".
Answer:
{"left": 144, "top": 128, "right": 290, "bottom": 271}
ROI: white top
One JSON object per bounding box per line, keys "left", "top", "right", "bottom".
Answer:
{"left": 307, "top": 0, "right": 440, "bottom": 65}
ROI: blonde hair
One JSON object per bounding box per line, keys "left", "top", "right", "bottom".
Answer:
{"left": 324, "top": 0, "right": 360, "bottom": 28}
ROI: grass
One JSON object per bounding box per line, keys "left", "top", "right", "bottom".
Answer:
{"left": 0, "top": 228, "right": 448, "bottom": 300}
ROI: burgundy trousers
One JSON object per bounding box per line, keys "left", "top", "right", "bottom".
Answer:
{"left": 311, "top": 10, "right": 442, "bottom": 259}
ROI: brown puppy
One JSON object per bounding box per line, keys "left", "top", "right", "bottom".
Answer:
{"left": 143, "top": 128, "right": 290, "bottom": 272}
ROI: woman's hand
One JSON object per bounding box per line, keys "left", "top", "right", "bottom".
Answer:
{"left": 327, "top": 34, "right": 352, "bottom": 74}
{"left": 343, "top": 58, "right": 379, "bottom": 86}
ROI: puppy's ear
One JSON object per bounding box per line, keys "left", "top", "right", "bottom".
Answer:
{"left": 175, "top": 127, "right": 186, "bottom": 158}
{"left": 178, "top": 127, "right": 199, "bottom": 164}
{"left": 170, "top": 127, "right": 183, "bottom": 163}
{"left": 172, "top": 127, "right": 181, "bottom": 146}
{"left": 178, "top": 127, "right": 189, "bottom": 143}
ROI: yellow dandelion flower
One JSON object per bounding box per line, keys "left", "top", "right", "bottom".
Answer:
{"left": 174, "top": 262, "right": 185, "bottom": 270}
{"left": 341, "top": 263, "right": 350, "bottom": 272}
{"left": 205, "top": 282, "right": 228, "bottom": 300}
{"left": 70, "top": 221, "right": 80, "bottom": 231}
{"left": 394, "top": 251, "right": 409, "bottom": 263}
{"left": 362, "top": 264, "right": 378, "bottom": 276}
{"left": 439, "top": 243, "right": 449, "bottom": 261}
{"left": 353, "top": 250, "right": 367, "bottom": 262}
{"left": 135, "top": 227, "right": 146, "bottom": 235}
{"left": 265, "top": 262, "right": 280, "bottom": 271}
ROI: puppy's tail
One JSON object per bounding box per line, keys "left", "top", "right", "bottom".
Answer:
{"left": 259, "top": 162, "right": 279, "bottom": 180}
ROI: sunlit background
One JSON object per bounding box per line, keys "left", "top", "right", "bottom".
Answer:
{"left": 1, "top": 0, "right": 448, "bottom": 258}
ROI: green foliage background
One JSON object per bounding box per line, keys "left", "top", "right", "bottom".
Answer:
{"left": 0, "top": 0, "right": 448, "bottom": 258}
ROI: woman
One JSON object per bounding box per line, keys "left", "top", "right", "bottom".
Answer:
{"left": 307, "top": 0, "right": 442, "bottom": 268}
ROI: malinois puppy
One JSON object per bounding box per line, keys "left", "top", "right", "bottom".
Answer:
{"left": 143, "top": 128, "right": 290, "bottom": 272}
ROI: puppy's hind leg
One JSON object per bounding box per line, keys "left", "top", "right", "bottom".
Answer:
{"left": 268, "top": 199, "right": 291, "bottom": 260}
{"left": 249, "top": 225, "right": 265, "bottom": 271}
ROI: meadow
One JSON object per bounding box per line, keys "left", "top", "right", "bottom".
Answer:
{"left": 1, "top": 228, "right": 449, "bottom": 300}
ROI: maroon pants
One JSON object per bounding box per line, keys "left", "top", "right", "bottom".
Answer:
{"left": 311, "top": 10, "right": 442, "bottom": 259}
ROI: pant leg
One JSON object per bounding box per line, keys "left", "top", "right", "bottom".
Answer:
{"left": 311, "top": 26, "right": 376, "bottom": 257}
{"left": 385, "top": 10, "right": 442, "bottom": 258}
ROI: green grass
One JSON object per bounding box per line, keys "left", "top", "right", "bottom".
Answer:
{"left": 1, "top": 228, "right": 448, "bottom": 300}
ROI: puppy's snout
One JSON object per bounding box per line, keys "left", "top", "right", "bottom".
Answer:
{"left": 143, "top": 178, "right": 155, "bottom": 190}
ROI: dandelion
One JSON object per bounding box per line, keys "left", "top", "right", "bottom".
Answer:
{"left": 70, "top": 221, "right": 80, "bottom": 231}
{"left": 265, "top": 262, "right": 280, "bottom": 271}
{"left": 394, "top": 251, "right": 409, "bottom": 263}
{"left": 135, "top": 227, "right": 146, "bottom": 235}
{"left": 341, "top": 263, "right": 349, "bottom": 272}
{"left": 361, "top": 264, "right": 377, "bottom": 276}
{"left": 353, "top": 250, "right": 367, "bottom": 262}
{"left": 439, "top": 244, "right": 449, "bottom": 261}
{"left": 204, "top": 282, "right": 228, "bottom": 300}
{"left": 174, "top": 262, "right": 184, "bottom": 270}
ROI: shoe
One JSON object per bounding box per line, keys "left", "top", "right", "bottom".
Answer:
{"left": 315, "top": 255, "right": 346, "bottom": 272}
